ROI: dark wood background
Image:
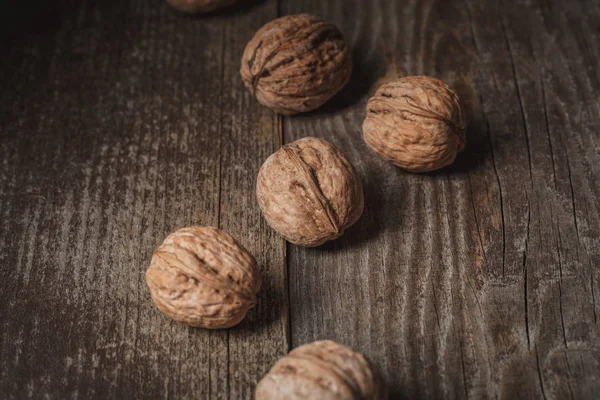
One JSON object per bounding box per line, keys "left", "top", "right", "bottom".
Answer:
{"left": 1, "top": 0, "right": 599, "bottom": 398}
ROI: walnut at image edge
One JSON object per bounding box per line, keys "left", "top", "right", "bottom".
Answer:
{"left": 255, "top": 340, "right": 387, "bottom": 400}
{"left": 241, "top": 14, "right": 352, "bottom": 114}
{"left": 145, "top": 226, "right": 261, "bottom": 329}
{"left": 256, "top": 137, "right": 364, "bottom": 247}
{"left": 363, "top": 76, "right": 468, "bottom": 173}
{"left": 166, "top": 0, "right": 237, "bottom": 13}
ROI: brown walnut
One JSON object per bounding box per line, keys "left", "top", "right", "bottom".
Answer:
{"left": 240, "top": 14, "right": 352, "bottom": 114}
{"left": 145, "top": 226, "right": 261, "bottom": 329}
{"left": 255, "top": 340, "right": 387, "bottom": 400}
{"left": 362, "top": 76, "right": 468, "bottom": 172}
{"left": 166, "top": 0, "right": 236, "bottom": 13}
{"left": 256, "top": 137, "right": 363, "bottom": 247}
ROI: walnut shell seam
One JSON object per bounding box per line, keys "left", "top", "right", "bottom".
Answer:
{"left": 281, "top": 145, "right": 341, "bottom": 235}
{"left": 256, "top": 137, "right": 364, "bottom": 246}
{"left": 363, "top": 76, "right": 468, "bottom": 172}
{"left": 367, "top": 92, "right": 466, "bottom": 152}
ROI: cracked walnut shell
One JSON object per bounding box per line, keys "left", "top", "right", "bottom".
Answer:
{"left": 363, "top": 76, "right": 468, "bottom": 172}
{"left": 241, "top": 14, "right": 352, "bottom": 114}
{"left": 166, "top": 0, "right": 237, "bottom": 13}
{"left": 256, "top": 137, "right": 363, "bottom": 247}
{"left": 255, "top": 340, "right": 387, "bottom": 400}
{"left": 145, "top": 226, "right": 261, "bottom": 329}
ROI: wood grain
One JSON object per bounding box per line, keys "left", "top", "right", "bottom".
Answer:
{"left": 219, "top": 3, "right": 288, "bottom": 398}
{"left": 281, "top": 0, "right": 600, "bottom": 399}
{"left": 0, "top": 0, "right": 286, "bottom": 398}
{"left": 0, "top": 0, "right": 599, "bottom": 399}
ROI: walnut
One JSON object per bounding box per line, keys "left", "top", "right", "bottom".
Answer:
{"left": 362, "top": 76, "right": 468, "bottom": 172}
{"left": 255, "top": 340, "right": 386, "bottom": 400}
{"left": 240, "top": 14, "right": 352, "bottom": 114}
{"left": 145, "top": 226, "right": 261, "bottom": 329}
{"left": 166, "top": 0, "right": 236, "bottom": 13}
{"left": 256, "top": 137, "right": 363, "bottom": 247}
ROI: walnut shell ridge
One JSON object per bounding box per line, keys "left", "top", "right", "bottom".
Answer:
{"left": 255, "top": 340, "right": 387, "bottom": 400}
{"left": 362, "top": 76, "right": 468, "bottom": 172}
{"left": 241, "top": 14, "right": 352, "bottom": 114}
{"left": 145, "top": 226, "right": 261, "bottom": 329}
{"left": 166, "top": 0, "right": 237, "bottom": 13}
{"left": 256, "top": 137, "right": 364, "bottom": 247}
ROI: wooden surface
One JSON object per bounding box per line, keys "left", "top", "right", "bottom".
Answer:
{"left": 1, "top": 0, "right": 599, "bottom": 398}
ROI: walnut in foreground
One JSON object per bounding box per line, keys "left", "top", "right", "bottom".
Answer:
{"left": 146, "top": 226, "right": 261, "bottom": 329}
{"left": 166, "top": 0, "right": 236, "bottom": 13}
{"left": 255, "top": 340, "right": 386, "bottom": 399}
{"left": 257, "top": 137, "right": 363, "bottom": 247}
{"left": 363, "top": 76, "right": 468, "bottom": 172}
{"left": 241, "top": 14, "right": 352, "bottom": 114}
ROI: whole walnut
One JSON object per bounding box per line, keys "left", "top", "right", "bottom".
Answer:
{"left": 255, "top": 340, "right": 386, "bottom": 400}
{"left": 362, "top": 76, "right": 468, "bottom": 172}
{"left": 166, "top": 0, "right": 236, "bottom": 13}
{"left": 240, "top": 14, "right": 352, "bottom": 114}
{"left": 256, "top": 137, "right": 363, "bottom": 247}
{"left": 145, "top": 226, "right": 261, "bottom": 329}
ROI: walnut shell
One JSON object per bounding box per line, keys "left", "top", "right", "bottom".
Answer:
{"left": 362, "top": 76, "right": 468, "bottom": 172}
{"left": 145, "top": 226, "right": 261, "bottom": 329}
{"left": 256, "top": 137, "right": 363, "bottom": 247}
{"left": 240, "top": 14, "right": 352, "bottom": 115}
{"left": 166, "top": 0, "right": 236, "bottom": 13}
{"left": 255, "top": 340, "right": 386, "bottom": 400}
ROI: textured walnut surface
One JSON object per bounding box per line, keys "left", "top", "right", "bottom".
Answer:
{"left": 256, "top": 137, "right": 363, "bottom": 247}
{"left": 145, "top": 226, "right": 261, "bottom": 329}
{"left": 166, "top": 0, "right": 237, "bottom": 13}
{"left": 241, "top": 14, "right": 352, "bottom": 114}
{"left": 255, "top": 340, "right": 386, "bottom": 400}
{"left": 362, "top": 76, "right": 467, "bottom": 172}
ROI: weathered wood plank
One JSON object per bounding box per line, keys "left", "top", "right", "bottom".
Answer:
{"left": 470, "top": 1, "right": 600, "bottom": 398}
{"left": 0, "top": 0, "right": 286, "bottom": 399}
{"left": 218, "top": 2, "right": 288, "bottom": 398}
{"left": 281, "top": 0, "right": 600, "bottom": 399}
{"left": 280, "top": 1, "right": 485, "bottom": 398}
{"left": 1, "top": 0, "right": 599, "bottom": 398}
{"left": 0, "top": 1, "right": 222, "bottom": 397}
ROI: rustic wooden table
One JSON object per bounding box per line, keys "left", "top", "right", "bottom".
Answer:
{"left": 1, "top": 0, "right": 599, "bottom": 398}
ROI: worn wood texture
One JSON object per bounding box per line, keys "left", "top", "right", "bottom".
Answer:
{"left": 0, "top": 0, "right": 286, "bottom": 398}
{"left": 0, "top": 0, "right": 599, "bottom": 399}
{"left": 281, "top": 0, "right": 600, "bottom": 399}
